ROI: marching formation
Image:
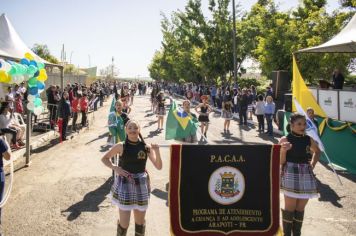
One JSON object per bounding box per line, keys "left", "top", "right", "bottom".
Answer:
{"left": 99, "top": 81, "right": 322, "bottom": 236}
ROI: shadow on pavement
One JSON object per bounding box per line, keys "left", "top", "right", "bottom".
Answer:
{"left": 316, "top": 178, "right": 344, "bottom": 208}
{"left": 85, "top": 132, "right": 109, "bottom": 145}
{"left": 144, "top": 130, "right": 161, "bottom": 139}
{"left": 143, "top": 120, "right": 157, "bottom": 128}
{"left": 319, "top": 161, "right": 356, "bottom": 183}
{"left": 213, "top": 138, "right": 263, "bottom": 145}
{"left": 61, "top": 177, "right": 113, "bottom": 221}
{"left": 258, "top": 133, "right": 280, "bottom": 144}
{"left": 151, "top": 188, "right": 168, "bottom": 207}
{"left": 100, "top": 144, "right": 112, "bottom": 153}
{"left": 31, "top": 139, "right": 60, "bottom": 154}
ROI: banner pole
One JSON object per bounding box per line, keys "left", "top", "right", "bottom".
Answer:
{"left": 323, "top": 151, "right": 343, "bottom": 186}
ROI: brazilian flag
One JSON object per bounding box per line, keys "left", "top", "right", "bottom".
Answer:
{"left": 108, "top": 112, "right": 126, "bottom": 143}
{"left": 110, "top": 96, "right": 116, "bottom": 112}
{"left": 165, "top": 101, "right": 199, "bottom": 140}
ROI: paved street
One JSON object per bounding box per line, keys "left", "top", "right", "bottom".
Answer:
{"left": 3, "top": 95, "right": 356, "bottom": 236}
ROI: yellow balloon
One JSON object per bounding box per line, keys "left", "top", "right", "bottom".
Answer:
{"left": 0, "top": 70, "right": 7, "bottom": 82}
{"left": 39, "top": 68, "right": 46, "bottom": 74}
{"left": 0, "top": 70, "right": 11, "bottom": 83}
{"left": 38, "top": 68, "right": 48, "bottom": 81}
{"left": 25, "top": 52, "right": 34, "bottom": 61}
{"left": 37, "top": 75, "right": 45, "bottom": 82}
{"left": 0, "top": 71, "right": 11, "bottom": 83}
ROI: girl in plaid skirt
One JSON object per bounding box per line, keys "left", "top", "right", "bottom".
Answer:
{"left": 102, "top": 120, "right": 162, "bottom": 236}
{"left": 279, "top": 113, "right": 321, "bottom": 236}
{"left": 156, "top": 91, "right": 166, "bottom": 130}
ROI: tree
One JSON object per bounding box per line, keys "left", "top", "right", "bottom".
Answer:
{"left": 339, "top": 0, "right": 356, "bottom": 8}
{"left": 31, "top": 44, "right": 59, "bottom": 64}
{"left": 248, "top": 0, "right": 354, "bottom": 83}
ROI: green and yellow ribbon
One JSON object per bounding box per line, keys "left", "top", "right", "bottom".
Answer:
{"left": 319, "top": 118, "right": 356, "bottom": 135}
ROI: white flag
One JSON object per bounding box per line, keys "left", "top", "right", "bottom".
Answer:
{"left": 293, "top": 98, "right": 325, "bottom": 152}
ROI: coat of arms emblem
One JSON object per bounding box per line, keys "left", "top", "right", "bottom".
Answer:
{"left": 208, "top": 166, "right": 245, "bottom": 205}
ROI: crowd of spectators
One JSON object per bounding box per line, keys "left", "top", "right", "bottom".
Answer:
{"left": 158, "top": 82, "right": 276, "bottom": 136}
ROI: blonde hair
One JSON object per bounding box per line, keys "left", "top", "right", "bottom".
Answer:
{"left": 266, "top": 96, "right": 273, "bottom": 103}
{"left": 182, "top": 100, "right": 190, "bottom": 106}
{"left": 306, "top": 107, "right": 314, "bottom": 113}
{"left": 115, "top": 100, "right": 123, "bottom": 106}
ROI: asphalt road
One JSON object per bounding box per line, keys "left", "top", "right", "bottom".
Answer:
{"left": 2, "top": 94, "right": 356, "bottom": 236}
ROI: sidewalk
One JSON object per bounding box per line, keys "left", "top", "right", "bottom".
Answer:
{"left": 3, "top": 103, "right": 105, "bottom": 170}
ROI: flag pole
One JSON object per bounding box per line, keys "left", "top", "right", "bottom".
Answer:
{"left": 323, "top": 150, "right": 343, "bottom": 186}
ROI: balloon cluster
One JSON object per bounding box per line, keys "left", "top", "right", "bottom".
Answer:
{"left": 0, "top": 53, "right": 47, "bottom": 115}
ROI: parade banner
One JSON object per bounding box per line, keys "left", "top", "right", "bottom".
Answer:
{"left": 169, "top": 145, "right": 280, "bottom": 236}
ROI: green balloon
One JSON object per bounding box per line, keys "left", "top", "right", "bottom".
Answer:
{"left": 27, "top": 65, "right": 38, "bottom": 75}
{"left": 34, "top": 98, "right": 42, "bottom": 107}
{"left": 28, "top": 77, "right": 38, "bottom": 87}
{"left": 37, "top": 62, "right": 45, "bottom": 70}
{"left": 9, "top": 65, "right": 17, "bottom": 75}
{"left": 18, "top": 64, "right": 27, "bottom": 74}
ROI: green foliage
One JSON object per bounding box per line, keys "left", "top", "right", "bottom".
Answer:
{"left": 31, "top": 44, "right": 59, "bottom": 64}
{"left": 238, "top": 76, "right": 270, "bottom": 94}
{"left": 339, "top": 0, "right": 356, "bottom": 8}
{"left": 345, "top": 74, "right": 356, "bottom": 86}
{"left": 149, "top": 0, "right": 356, "bottom": 85}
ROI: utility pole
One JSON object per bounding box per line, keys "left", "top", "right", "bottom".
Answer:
{"left": 70, "top": 51, "right": 73, "bottom": 64}
{"left": 111, "top": 56, "right": 114, "bottom": 79}
{"left": 232, "top": 0, "right": 237, "bottom": 83}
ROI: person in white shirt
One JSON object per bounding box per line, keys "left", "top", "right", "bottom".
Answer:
{"left": 0, "top": 102, "right": 24, "bottom": 149}
{"left": 19, "top": 82, "right": 27, "bottom": 95}
{"left": 255, "top": 94, "right": 265, "bottom": 133}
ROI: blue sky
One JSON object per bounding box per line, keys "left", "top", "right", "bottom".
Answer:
{"left": 1, "top": 0, "right": 340, "bottom": 77}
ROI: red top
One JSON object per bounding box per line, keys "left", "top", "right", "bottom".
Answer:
{"left": 71, "top": 98, "right": 79, "bottom": 112}
{"left": 68, "top": 90, "right": 74, "bottom": 105}
{"left": 15, "top": 98, "right": 24, "bottom": 114}
{"left": 80, "top": 97, "right": 88, "bottom": 112}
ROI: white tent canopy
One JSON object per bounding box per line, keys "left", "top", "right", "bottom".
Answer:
{"left": 0, "top": 13, "right": 53, "bottom": 64}
{"left": 298, "top": 13, "right": 356, "bottom": 53}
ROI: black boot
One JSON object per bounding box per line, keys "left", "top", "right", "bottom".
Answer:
{"left": 117, "top": 224, "right": 127, "bottom": 236}
{"left": 135, "top": 223, "right": 145, "bottom": 236}
{"left": 292, "top": 211, "right": 304, "bottom": 236}
{"left": 282, "top": 209, "right": 294, "bottom": 236}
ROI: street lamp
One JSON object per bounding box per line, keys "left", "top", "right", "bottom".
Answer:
{"left": 70, "top": 51, "right": 74, "bottom": 64}
{"left": 232, "top": 0, "right": 237, "bottom": 83}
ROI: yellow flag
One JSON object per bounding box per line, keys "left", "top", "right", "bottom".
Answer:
{"left": 292, "top": 55, "right": 326, "bottom": 117}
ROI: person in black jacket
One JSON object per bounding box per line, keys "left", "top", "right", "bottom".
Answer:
{"left": 238, "top": 89, "right": 248, "bottom": 125}
{"left": 332, "top": 69, "right": 345, "bottom": 89}
{"left": 47, "top": 85, "right": 56, "bottom": 129}
{"left": 58, "top": 91, "right": 71, "bottom": 141}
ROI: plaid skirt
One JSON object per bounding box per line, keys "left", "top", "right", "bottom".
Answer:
{"left": 247, "top": 104, "right": 254, "bottom": 112}
{"left": 221, "top": 110, "right": 233, "bottom": 120}
{"left": 281, "top": 162, "right": 319, "bottom": 199}
{"left": 111, "top": 172, "right": 150, "bottom": 211}
{"left": 156, "top": 106, "right": 166, "bottom": 116}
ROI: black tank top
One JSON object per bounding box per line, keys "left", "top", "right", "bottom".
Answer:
{"left": 119, "top": 140, "right": 148, "bottom": 173}
{"left": 224, "top": 103, "right": 231, "bottom": 111}
{"left": 201, "top": 105, "right": 208, "bottom": 114}
{"left": 286, "top": 133, "right": 311, "bottom": 164}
